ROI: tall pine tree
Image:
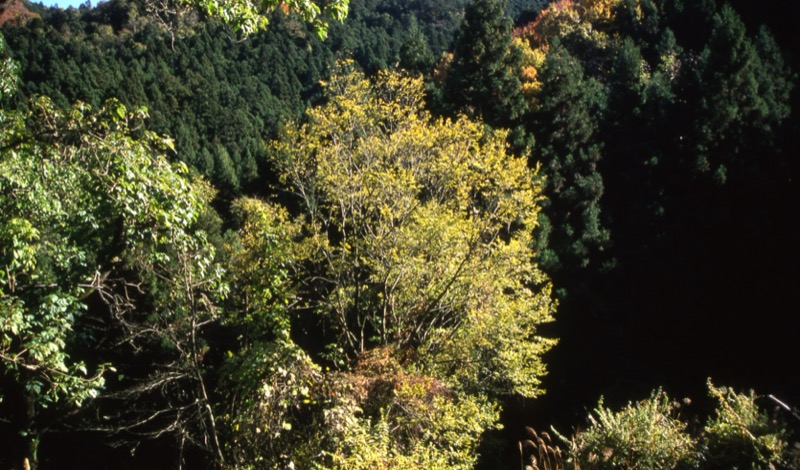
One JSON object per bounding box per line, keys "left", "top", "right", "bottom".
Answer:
{"left": 442, "top": 0, "right": 527, "bottom": 131}
{"left": 533, "top": 43, "right": 609, "bottom": 277}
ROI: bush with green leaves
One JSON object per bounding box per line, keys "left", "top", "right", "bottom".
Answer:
{"left": 541, "top": 381, "right": 795, "bottom": 470}
{"left": 701, "top": 380, "right": 789, "bottom": 469}
{"left": 566, "top": 389, "right": 697, "bottom": 469}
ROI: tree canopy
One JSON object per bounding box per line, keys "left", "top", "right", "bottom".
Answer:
{"left": 1, "top": 33, "right": 225, "bottom": 467}
{"left": 273, "top": 65, "right": 556, "bottom": 397}
{"left": 2, "top": 0, "right": 799, "bottom": 467}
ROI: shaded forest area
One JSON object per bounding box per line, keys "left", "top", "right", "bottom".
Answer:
{"left": 2, "top": 0, "right": 799, "bottom": 468}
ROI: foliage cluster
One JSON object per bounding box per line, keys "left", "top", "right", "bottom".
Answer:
{"left": 521, "top": 382, "right": 792, "bottom": 469}
{"left": 211, "top": 67, "right": 556, "bottom": 469}
{"left": 1, "top": 0, "right": 550, "bottom": 198}
{"left": 702, "top": 381, "right": 790, "bottom": 469}
{"left": 2, "top": 31, "right": 229, "bottom": 466}
{"left": 273, "top": 66, "right": 555, "bottom": 397}
{"left": 2, "top": 0, "right": 799, "bottom": 468}
{"left": 2, "top": 25, "right": 557, "bottom": 466}
{"left": 316, "top": 348, "right": 500, "bottom": 470}
{"left": 568, "top": 390, "right": 696, "bottom": 468}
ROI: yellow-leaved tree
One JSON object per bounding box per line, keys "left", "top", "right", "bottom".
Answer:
{"left": 273, "top": 65, "right": 557, "bottom": 400}
{"left": 257, "top": 64, "right": 558, "bottom": 468}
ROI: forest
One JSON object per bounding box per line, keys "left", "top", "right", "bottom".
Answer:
{"left": 1, "top": 0, "right": 798, "bottom": 468}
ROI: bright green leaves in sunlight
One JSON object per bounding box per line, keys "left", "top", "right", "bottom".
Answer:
{"left": 218, "top": 196, "right": 321, "bottom": 468}
{"left": 177, "top": 0, "right": 348, "bottom": 37}
{"left": 0, "top": 37, "right": 17, "bottom": 100}
{"left": 223, "top": 197, "right": 301, "bottom": 344}
{"left": 272, "top": 65, "right": 556, "bottom": 398}
{"left": 0, "top": 45, "right": 212, "bottom": 437}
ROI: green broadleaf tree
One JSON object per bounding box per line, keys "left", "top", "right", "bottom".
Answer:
{"left": 147, "top": 0, "right": 349, "bottom": 38}
{"left": 1, "top": 35, "right": 223, "bottom": 468}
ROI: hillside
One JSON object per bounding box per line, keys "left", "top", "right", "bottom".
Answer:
{"left": 0, "top": 0, "right": 38, "bottom": 26}
{"left": 2, "top": 0, "right": 798, "bottom": 468}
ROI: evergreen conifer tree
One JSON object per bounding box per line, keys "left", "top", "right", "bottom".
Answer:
{"left": 533, "top": 43, "right": 609, "bottom": 275}
{"left": 443, "top": 0, "right": 527, "bottom": 130}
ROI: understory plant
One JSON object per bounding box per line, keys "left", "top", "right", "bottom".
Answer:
{"left": 522, "top": 381, "right": 794, "bottom": 470}
{"left": 701, "top": 380, "right": 789, "bottom": 469}
{"left": 566, "top": 389, "right": 697, "bottom": 469}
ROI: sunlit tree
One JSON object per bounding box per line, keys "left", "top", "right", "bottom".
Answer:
{"left": 273, "top": 65, "right": 556, "bottom": 398}
{"left": 1, "top": 35, "right": 224, "bottom": 467}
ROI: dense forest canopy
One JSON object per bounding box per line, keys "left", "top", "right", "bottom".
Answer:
{"left": 1, "top": 0, "right": 798, "bottom": 468}
{"left": 1, "top": 0, "right": 547, "bottom": 196}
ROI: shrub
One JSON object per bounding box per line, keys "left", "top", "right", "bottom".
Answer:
{"left": 533, "top": 381, "right": 796, "bottom": 470}
{"left": 566, "top": 389, "right": 697, "bottom": 469}
{"left": 702, "top": 380, "right": 789, "bottom": 469}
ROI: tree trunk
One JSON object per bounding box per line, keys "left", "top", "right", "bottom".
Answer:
{"left": 22, "top": 435, "right": 39, "bottom": 470}
{"left": 23, "top": 386, "right": 40, "bottom": 470}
